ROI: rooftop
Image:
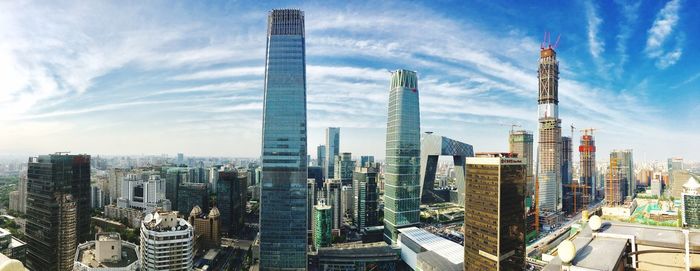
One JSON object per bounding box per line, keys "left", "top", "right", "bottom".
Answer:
{"left": 398, "top": 227, "right": 463, "bottom": 265}
{"left": 75, "top": 240, "right": 139, "bottom": 268}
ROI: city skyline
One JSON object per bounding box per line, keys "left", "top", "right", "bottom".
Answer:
{"left": 1, "top": 1, "right": 699, "bottom": 162}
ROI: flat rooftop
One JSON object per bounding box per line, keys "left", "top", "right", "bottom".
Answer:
{"left": 398, "top": 227, "right": 464, "bottom": 265}
{"left": 76, "top": 242, "right": 139, "bottom": 268}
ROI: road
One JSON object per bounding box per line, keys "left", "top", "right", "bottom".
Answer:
{"left": 526, "top": 201, "right": 603, "bottom": 254}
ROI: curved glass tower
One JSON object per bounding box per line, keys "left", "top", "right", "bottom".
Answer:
{"left": 260, "top": 9, "right": 307, "bottom": 270}
{"left": 383, "top": 69, "right": 421, "bottom": 244}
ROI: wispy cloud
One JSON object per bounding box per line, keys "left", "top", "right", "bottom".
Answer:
{"left": 645, "top": 0, "right": 684, "bottom": 68}
{"left": 585, "top": 1, "right": 604, "bottom": 59}
{"left": 614, "top": 1, "right": 640, "bottom": 77}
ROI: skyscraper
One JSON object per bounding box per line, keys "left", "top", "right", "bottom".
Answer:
{"left": 579, "top": 131, "right": 597, "bottom": 204}
{"left": 334, "top": 152, "right": 355, "bottom": 185}
{"left": 384, "top": 69, "right": 421, "bottom": 244}
{"left": 353, "top": 165, "right": 379, "bottom": 229}
{"left": 140, "top": 210, "right": 194, "bottom": 270}
{"left": 317, "top": 145, "right": 326, "bottom": 169}
{"left": 464, "top": 154, "right": 526, "bottom": 270}
{"left": 260, "top": 9, "right": 308, "bottom": 269}
{"left": 177, "top": 182, "right": 209, "bottom": 215}
{"left": 217, "top": 169, "right": 247, "bottom": 237}
{"left": 325, "top": 127, "right": 340, "bottom": 179}
{"left": 325, "top": 179, "right": 342, "bottom": 229}
{"left": 509, "top": 130, "right": 533, "bottom": 196}
{"left": 561, "top": 136, "right": 572, "bottom": 186}
{"left": 537, "top": 46, "right": 562, "bottom": 213}
{"left": 609, "top": 149, "right": 634, "bottom": 202}
{"left": 26, "top": 154, "right": 91, "bottom": 271}
{"left": 313, "top": 200, "right": 332, "bottom": 249}
{"left": 360, "top": 156, "right": 375, "bottom": 168}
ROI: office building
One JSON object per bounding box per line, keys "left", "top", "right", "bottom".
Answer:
{"left": 73, "top": 232, "right": 140, "bottom": 271}
{"left": 309, "top": 242, "right": 401, "bottom": 271}
{"left": 216, "top": 169, "right": 247, "bottom": 237}
{"left": 117, "top": 174, "right": 170, "bottom": 213}
{"left": 177, "top": 153, "right": 184, "bottom": 165}
{"left": 140, "top": 211, "right": 193, "bottom": 270}
{"left": 313, "top": 200, "right": 333, "bottom": 249}
{"left": 334, "top": 152, "right": 355, "bottom": 185}
{"left": 308, "top": 166, "right": 324, "bottom": 189}
{"left": 464, "top": 154, "right": 526, "bottom": 270}
{"left": 537, "top": 45, "right": 563, "bottom": 213}
{"left": 189, "top": 206, "right": 221, "bottom": 249}
{"left": 26, "top": 154, "right": 90, "bottom": 271}
{"left": 164, "top": 167, "right": 189, "bottom": 211}
{"left": 579, "top": 131, "right": 597, "bottom": 204}
{"left": 650, "top": 178, "right": 662, "bottom": 198}
{"left": 307, "top": 179, "right": 317, "bottom": 230}
{"left": 419, "top": 132, "right": 473, "bottom": 204}
{"left": 561, "top": 136, "right": 572, "bottom": 186}
{"left": 177, "top": 182, "right": 209, "bottom": 216}
{"left": 259, "top": 9, "right": 308, "bottom": 269}
{"left": 360, "top": 156, "right": 375, "bottom": 168}
{"left": 384, "top": 69, "right": 421, "bottom": 244}
{"left": 317, "top": 145, "right": 326, "bottom": 169}
{"left": 325, "top": 128, "right": 341, "bottom": 179}
{"left": 682, "top": 177, "right": 700, "bottom": 228}
{"left": 353, "top": 166, "right": 380, "bottom": 229}
{"left": 325, "top": 179, "right": 342, "bottom": 229}
{"left": 90, "top": 185, "right": 105, "bottom": 209}
{"left": 509, "top": 130, "right": 534, "bottom": 197}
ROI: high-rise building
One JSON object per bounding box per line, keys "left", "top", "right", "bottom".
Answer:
{"left": 177, "top": 182, "right": 209, "bottom": 215}
{"left": 334, "top": 152, "right": 355, "bottom": 185}
{"left": 464, "top": 154, "right": 526, "bottom": 271}
{"left": 317, "top": 145, "right": 326, "bottom": 169}
{"left": 17, "top": 174, "right": 27, "bottom": 213}
{"left": 73, "top": 232, "right": 140, "bottom": 271}
{"left": 325, "top": 179, "right": 342, "bottom": 229}
{"left": 26, "top": 154, "right": 90, "bottom": 271}
{"left": 579, "top": 132, "right": 597, "bottom": 205}
{"left": 259, "top": 9, "right": 308, "bottom": 269}
{"left": 609, "top": 149, "right": 634, "bottom": 202}
{"left": 140, "top": 211, "right": 193, "bottom": 270}
{"left": 217, "top": 169, "right": 247, "bottom": 237}
{"left": 325, "top": 128, "right": 340, "bottom": 179}
{"left": 384, "top": 69, "right": 421, "bottom": 244}
{"left": 313, "top": 200, "right": 332, "bottom": 249}
{"left": 682, "top": 177, "right": 700, "bottom": 228}
{"left": 360, "top": 156, "right": 375, "bottom": 168}
{"left": 537, "top": 46, "right": 562, "bottom": 213}
{"left": 164, "top": 167, "right": 188, "bottom": 210}
{"left": 509, "top": 130, "right": 534, "bottom": 197}
{"left": 177, "top": 153, "right": 184, "bottom": 165}
{"left": 90, "top": 185, "right": 105, "bottom": 209}
{"left": 307, "top": 179, "right": 317, "bottom": 230}
{"left": 189, "top": 206, "right": 221, "bottom": 249}
{"left": 668, "top": 157, "right": 684, "bottom": 193}
{"left": 561, "top": 136, "right": 572, "bottom": 185}
{"left": 117, "top": 174, "right": 169, "bottom": 212}
{"left": 353, "top": 165, "right": 379, "bottom": 229}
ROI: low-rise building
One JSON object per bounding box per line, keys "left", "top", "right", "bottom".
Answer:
{"left": 397, "top": 227, "right": 463, "bottom": 271}
{"left": 73, "top": 232, "right": 140, "bottom": 271}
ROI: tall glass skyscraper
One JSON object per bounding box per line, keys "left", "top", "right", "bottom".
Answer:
{"left": 383, "top": 69, "right": 421, "bottom": 244}
{"left": 324, "top": 127, "right": 340, "bottom": 179}
{"left": 259, "top": 9, "right": 308, "bottom": 270}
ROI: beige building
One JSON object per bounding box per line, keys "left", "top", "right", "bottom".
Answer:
{"left": 73, "top": 232, "right": 140, "bottom": 270}
{"left": 188, "top": 206, "right": 221, "bottom": 250}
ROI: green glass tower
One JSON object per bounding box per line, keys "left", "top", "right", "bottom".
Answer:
{"left": 260, "top": 9, "right": 308, "bottom": 270}
{"left": 313, "top": 201, "right": 332, "bottom": 249}
{"left": 383, "top": 69, "right": 421, "bottom": 244}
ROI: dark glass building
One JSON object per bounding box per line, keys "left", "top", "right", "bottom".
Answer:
{"left": 353, "top": 166, "right": 379, "bottom": 229}
{"left": 259, "top": 9, "right": 308, "bottom": 269}
{"left": 217, "top": 169, "right": 247, "bottom": 237}
{"left": 164, "top": 166, "right": 189, "bottom": 211}
{"left": 384, "top": 69, "right": 421, "bottom": 244}
{"left": 25, "top": 154, "right": 90, "bottom": 271}
{"left": 177, "top": 182, "right": 209, "bottom": 215}
{"left": 464, "top": 154, "right": 526, "bottom": 270}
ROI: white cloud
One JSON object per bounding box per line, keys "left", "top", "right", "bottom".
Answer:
{"left": 585, "top": 1, "right": 604, "bottom": 59}
{"left": 645, "top": 0, "right": 683, "bottom": 68}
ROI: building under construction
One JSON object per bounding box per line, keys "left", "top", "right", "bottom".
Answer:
{"left": 607, "top": 150, "right": 634, "bottom": 205}
{"left": 537, "top": 39, "right": 562, "bottom": 214}
{"left": 579, "top": 131, "right": 597, "bottom": 205}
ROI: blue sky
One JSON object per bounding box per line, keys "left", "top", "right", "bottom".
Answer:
{"left": 0, "top": 0, "right": 698, "bottom": 161}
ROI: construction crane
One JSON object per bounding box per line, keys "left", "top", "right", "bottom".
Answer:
{"left": 541, "top": 32, "right": 561, "bottom": 50}
{"left": 580, "top": 128, "right": 598, "bottom": 136}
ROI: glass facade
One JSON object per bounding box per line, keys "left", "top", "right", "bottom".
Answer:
{"left": 384, "top": 69, "right": 421, "bottom": 244}
{"left": 217, "top": 169, "right": 247, "bottom": 236}
{"left": 325, "top": 127, "right": 340, "bottom": 179}
{"left": 464, "top": 157, "right": 526, "bottom": 271}
{"left": 260, "top": 9, "right": 308, "bottom": 270}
